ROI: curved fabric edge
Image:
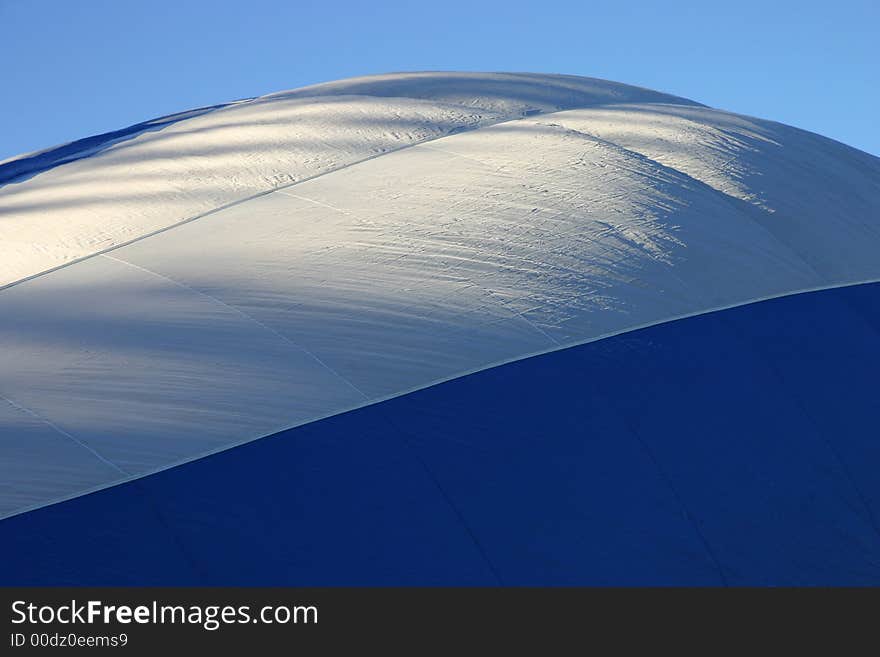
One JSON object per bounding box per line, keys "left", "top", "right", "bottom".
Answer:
{"left": 2, "top": 278, "right": 879, "bottom": 524}
{"left": 1, "top": 280, "right": 879, "bottom": 585}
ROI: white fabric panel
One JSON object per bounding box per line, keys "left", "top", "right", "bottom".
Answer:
{"left": 539, "top": 105, "right": 880, "bottom": 279}
{"left": 0, "top": 73, "right": 696, "bottom": 288}
{"left": 0, "top": 255, "right": 363, "bottom": 487}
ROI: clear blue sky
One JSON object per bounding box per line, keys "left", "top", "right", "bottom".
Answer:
{"left": 1, "top": 0, "right": 877, "bottom": 161}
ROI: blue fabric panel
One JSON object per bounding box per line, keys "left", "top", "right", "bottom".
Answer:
{"left": 1, "top": 282, "right": 878, "bottom": 585}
